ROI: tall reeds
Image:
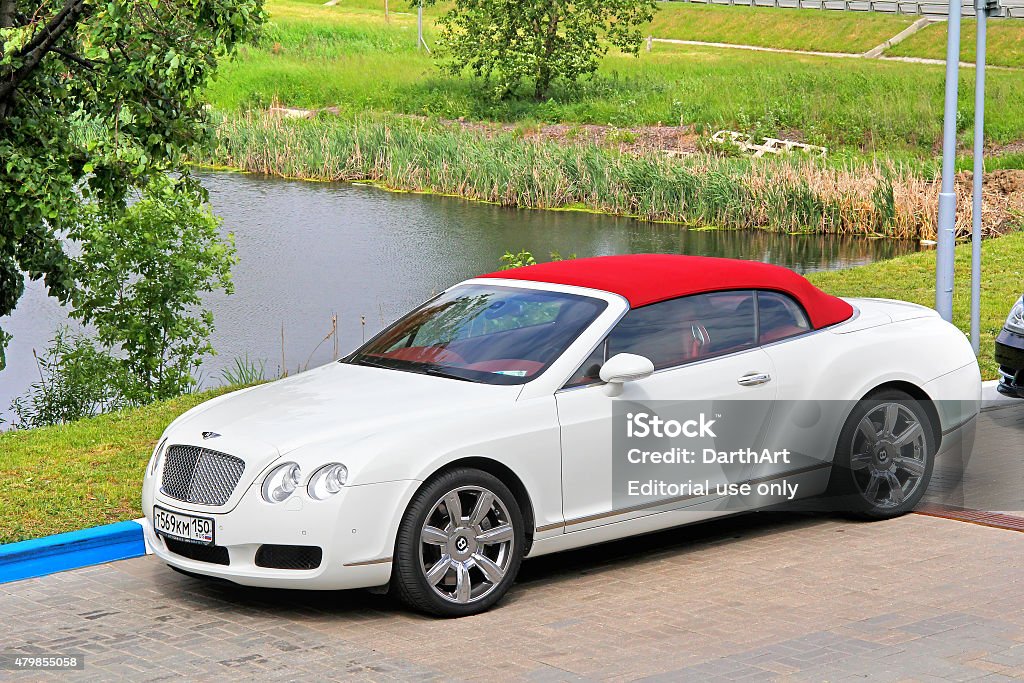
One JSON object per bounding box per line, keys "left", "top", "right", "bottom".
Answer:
{"left": 197, "top": 111, "right": 1018, "bottom": 240}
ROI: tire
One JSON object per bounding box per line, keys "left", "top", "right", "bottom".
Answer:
{"left": 391, "top": 468, "right": 525, "bottom": 617}
{"left": 827, "top": 389, "right": 936, "bottom": 520}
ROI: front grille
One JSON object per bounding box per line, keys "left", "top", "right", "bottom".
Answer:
{"left": 161, "top": 445, "right": 245, "bottom": 506}
{"left": 163, "top": 537, "right": 230, "bottom": 565}
{"left": 255, "top": 545, "right": 323, "bottom": 570}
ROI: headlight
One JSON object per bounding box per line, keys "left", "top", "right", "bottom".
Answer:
{"left": 149, "top": 439, "right": 168, "bottom": 476}
{"left": 307, "top": 463, "right": 348, "bottom": 500}
{"left": 262, "top": 462, "right": 302, "bottom": 503}
{"left": 1006, "top": 296, "right": 1024, "bottom": 335}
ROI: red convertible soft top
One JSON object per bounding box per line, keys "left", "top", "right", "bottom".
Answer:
{"left": 480, "top": 254, "right": 854, "bottom": 330}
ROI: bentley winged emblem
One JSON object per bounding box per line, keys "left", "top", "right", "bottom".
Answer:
{"left": 202, "top": 431, "right": 221, "bottom": 440}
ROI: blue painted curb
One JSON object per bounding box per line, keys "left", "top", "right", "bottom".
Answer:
{"left": 0, "top": 520, "right": 146, "bottom": 584}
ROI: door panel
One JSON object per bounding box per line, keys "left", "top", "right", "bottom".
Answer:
{"left": 556, "top": 347, "right": 778, "bottom": 533}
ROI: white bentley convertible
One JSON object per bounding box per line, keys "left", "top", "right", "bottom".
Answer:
{"left": 143, "top": 255, "right": 981, "bottom": 616}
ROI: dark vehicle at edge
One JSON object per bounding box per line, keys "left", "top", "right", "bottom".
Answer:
{"left": 996, "top": 293, "right": 1024, "bottom": 398}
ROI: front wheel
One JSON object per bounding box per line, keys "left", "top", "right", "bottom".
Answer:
{"left": 828, "top": 390, "right": 936, "bottom": 519}
{"left": 392, "top": 468, "right": 524, "bottom": 617}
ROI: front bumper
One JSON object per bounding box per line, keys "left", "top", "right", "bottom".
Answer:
{"left": 995, "top": 328, "right": 1024, "bottom": 398}
{"left": 144, "top": 478, "right": 419, "bottom": 590}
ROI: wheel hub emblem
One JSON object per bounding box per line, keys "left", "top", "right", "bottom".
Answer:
{"left": 455, "top": 536, "right": 468, "bottom": 553}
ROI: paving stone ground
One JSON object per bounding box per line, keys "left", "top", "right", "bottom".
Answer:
{"left": 1, "top": 404, "right": 1022, "bottom": 682}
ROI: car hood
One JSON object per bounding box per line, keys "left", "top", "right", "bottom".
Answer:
{"left": 167, "top": 361, "right": 522, "bottom": 458}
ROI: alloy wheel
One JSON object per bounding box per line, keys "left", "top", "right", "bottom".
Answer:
{"left": 418, "top": 486, "right": 515, "bottom": 604}
{"left": 849, "top": 402, "right": 929, "bottom": 509}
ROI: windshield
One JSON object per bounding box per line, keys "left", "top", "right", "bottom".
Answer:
{"left": 346, "top": 284, "right": 608, "bottom": 385}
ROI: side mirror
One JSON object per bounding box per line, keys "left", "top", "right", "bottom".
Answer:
{"left": 599, "top": 353, "right": 655, "bottom": 397}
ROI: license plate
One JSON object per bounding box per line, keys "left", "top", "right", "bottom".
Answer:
{"left": 153, "top": 506, "right": 215, "bottom": 545}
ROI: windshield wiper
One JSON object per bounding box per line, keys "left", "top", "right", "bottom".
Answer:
{"left": 353, "top": 357, "right": 394, "bottom": 370}
{"left": 418, "top": 365, "right": 477, "bottom": 383}
{"left": 352, "top": 357, "right": 475, "bottom": 382}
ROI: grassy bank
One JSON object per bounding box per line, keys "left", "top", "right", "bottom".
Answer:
{"left": 207, "top": 1, "right": 1024, "bottom": 158}
{"left": 0, "top": 388, "right": 236, "bottom": 544}
{"left": 2, "top": 233, "right": 1020, "bottom": 544}
{"left": 197, "top": 111, "right": 1023, "bottom": 240}
{"left": 649, "top": 3, "right": 914, "bottom": 54}
{"left": 889, "top": 18, "right": 1024, "bottom": 68}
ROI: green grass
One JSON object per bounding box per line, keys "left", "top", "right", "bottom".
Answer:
{"left": 808, "top": 231, "right": 1024, "bottom": 380}
{"left": 649, "top": 2, "right": 913, "bottom": 54}
{"left": 2, "top": 233, "right": 1020, "bottom": 544}
{"left": 889, "top": 18, "right": 1024, "bottom": 69}
{"left": 206, "top": 0, "right": 1024, "bottom": 159}
{"left": 0, "top": 388, "right": 237, "bottom": 544}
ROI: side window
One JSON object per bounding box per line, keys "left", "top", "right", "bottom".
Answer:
{"left": 757, "top": 291, "right": 811, "bottom": 344}
{"left": 563, "top": 343, "right": 606, "bottom": 388}
{"left": 607, "top": 291, "right": 757, "bottom": 371}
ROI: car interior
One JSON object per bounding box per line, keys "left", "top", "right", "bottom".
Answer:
{"left": 563, "top": 290, "right": 811, "bottom": 388}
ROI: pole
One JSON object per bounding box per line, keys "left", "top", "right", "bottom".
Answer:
{"left": 935, "top": 0, "right": 962, "bottom": 322}
{"left": 970, "top": 3, "right": 988, "bottom": 355}
{"left": 417, "top": 1, "right": 425, "bottom": 51}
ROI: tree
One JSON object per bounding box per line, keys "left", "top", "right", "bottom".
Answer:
{"left": 70, "top": 175, "right": 237, "bottom": 405}
{"left": 426, "top": 0, "right": 657, "bottom": 99}
{"left": 0, "top": 0, "right": 264, "bottom": 370}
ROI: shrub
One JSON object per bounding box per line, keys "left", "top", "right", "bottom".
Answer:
{"left": 7, "top": 328, "right": 126, "bottom": 429}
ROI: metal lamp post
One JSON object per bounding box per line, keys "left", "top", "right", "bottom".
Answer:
{"left": 936, "top": 0, "right": 997, "bottom": 356}
{"left": 934, "top": 0, "right": 963, "bottom": 324}
{"left": 970, "top": 0, "right": 998, "bottom": 354}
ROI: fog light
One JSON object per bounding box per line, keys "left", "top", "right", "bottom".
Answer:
{"left": 307, "top": 463, "right": 348, "bottom": 500}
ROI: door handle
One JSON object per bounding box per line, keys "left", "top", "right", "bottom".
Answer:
{"left": 737, "top": 372, "right": 772, "bottom": 387}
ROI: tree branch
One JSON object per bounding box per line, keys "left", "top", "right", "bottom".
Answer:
{"left": 17, "top": 0, "right": 82, "bottom": 57}
{"left": 0, "top": 0, "right": 89, "bottom": 106}
{"left": 53, "top": 47, "right": 96, "bottom": 70}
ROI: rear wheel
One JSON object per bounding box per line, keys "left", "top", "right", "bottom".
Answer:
{"left": 829, "top": 390, "right": 935, "bottom": 519}
{"left": 392, "top": 468, "right": 524, "bottom": 617}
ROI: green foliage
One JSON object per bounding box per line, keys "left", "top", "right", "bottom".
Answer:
{"left": 498, "top": 249, "right": 575, "bottom": 270}
{"left": 424, "top": 0, "right": 657, "bottom": 99}
{"left": 0, "top": 0, "right": 265, "bottom": 368}
{"left": 7, "top": 328, "right": 126, "bottom": 429}
{"left": 499, "top": 249, "right": 538, "bottom": 270}
{"left": 220, "top": 354, "right": 268, "bottom": 385}
{"left": 68, "top": 176, "right": 238, "bottom": 405}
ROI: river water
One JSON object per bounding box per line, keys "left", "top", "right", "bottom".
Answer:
{"left": 0, "top": 171, "right": 919, "bottom": 423}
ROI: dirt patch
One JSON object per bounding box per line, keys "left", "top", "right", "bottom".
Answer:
{"left": 268, "top": 106, "right": 704, "bottom": 155}
{"left": 990, "top": 140, "right": 1024, "bottom": 156}
{"left": 442, "top": 118, "right": 703, "bottom": 156}
{"left": 954, "top": 169, "right": 1024, "bottom": 236}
